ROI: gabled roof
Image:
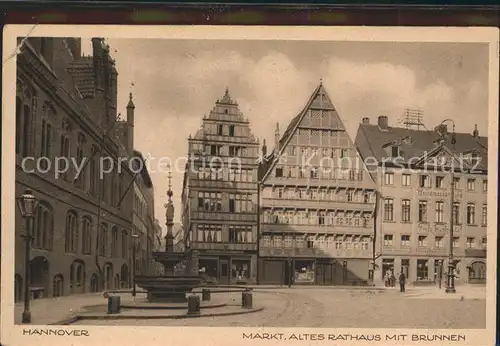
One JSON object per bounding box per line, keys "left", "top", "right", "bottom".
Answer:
{"left": 355, "top": 123, "right": 488, "bottom": 171}
{"left": 260, "top": 82, "right": 327, "bottom": 182}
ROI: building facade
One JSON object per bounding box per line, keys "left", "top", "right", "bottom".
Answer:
{"left": 258, "top": 82, "right": 377, "bottom": 285}
{"left": 355, "top": 116, "right": 488, "bottom": 285}
{"left": 181, "top": 88, "right": 260, "bottom": 284}
{"left": 131, "top": 150, "right": 156, "bottom": 277}
{"left": 15, "top": 37, "right": 137, "bottom": 301}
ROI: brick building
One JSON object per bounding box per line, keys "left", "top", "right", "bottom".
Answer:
{"left": 181, "top": 88, "right": 260, "bottom": 284}
{"left": 14, "top": 37, "right": 140, "bottom": 300}
{"left": 355, "top": 116, "right": 488, "bottom": 286}
{"left": 130, "top": 150, "right": 156, "bottom": 277}
{"left": 258, "top": 82, "right": 377, "bottom": 285}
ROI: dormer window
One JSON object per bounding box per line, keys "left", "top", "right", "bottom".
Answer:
{"left": 391, "top": 146, "right": 400, "bottom": 157}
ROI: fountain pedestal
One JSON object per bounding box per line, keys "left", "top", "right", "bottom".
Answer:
{"left": 135, "top": 250, "right": 202, "bottom": 303}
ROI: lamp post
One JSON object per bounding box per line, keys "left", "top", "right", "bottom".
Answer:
{"left": 16, "top": 189, "right": 39, "bottom": 324}
{"left": 132, "top": 234, "right": 139, "bottom": 297}
{"left": 439, "top": 119, "right": 457, "bottom": 294}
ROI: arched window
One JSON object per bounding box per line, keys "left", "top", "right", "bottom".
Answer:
{"left": 99, "top": 223, "right": 108, "bottom": 256}
{"left": 75, "top": 133, "right": 87, "bottom": 189}
{"left": 39, "top": 102, "right": 55, "bottom": 170}
{"left": 65, "top": 211, "right": 78, "bottom": 253}
{"left": 16, "top": 78, "right": 36, "bottom": 158}
{"left": 81, "top": 217, "right": 92, "bottom": 255}
{"left": 33, "top": 201, "right": 54, "bottom": 251}
{"left": 90, "top": 274, "right": 99, "bottom": 293}
{"left": 89, "top": 145, "right": 99, "bottom": 196}
{"left": 52, "top": 274, "right": 64, "bottom": 297}
{"left": 121, "top": 230, "right": 128, "bottom": 258}
{"left": 59, "top": 119, "right": 72, "bottom": 182}
{"left": 111, "top": 226, "right": 119, "bottom": 257}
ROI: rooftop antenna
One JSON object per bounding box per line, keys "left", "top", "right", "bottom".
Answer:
{"left": 401, "top": 108, "right": 424, "bottom": 130}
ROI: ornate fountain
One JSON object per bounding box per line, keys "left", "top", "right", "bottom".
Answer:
{"left": 135, "top": 172, "right": 202, "bottom": 303}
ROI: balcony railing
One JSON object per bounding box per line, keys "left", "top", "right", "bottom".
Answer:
{"left": 191, "top": 211, "right": 257, "bottom": 222}
{"left": 260, "top": 222, "right": 373, "bottom": 234}
{"left": 261, "top": 198, "right": 374, "bottom": 212}
{"left": 191, "top": 242, "right": 257, "bottom": 252}
{"left": 259, "top": 245, "right": 372, "bottom": 258}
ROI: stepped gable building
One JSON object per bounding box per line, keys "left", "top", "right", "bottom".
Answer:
{"left": 258, "top": 81, "right": 377, "bottom": 285}
{"left": 355, "top": 116, "right": 488, "bottom": 285}
{"left": 15, "top": 37, "right": 137, "bottom": 301}
{"left": 181, "top": 88, "right": 260, "bottom": 284}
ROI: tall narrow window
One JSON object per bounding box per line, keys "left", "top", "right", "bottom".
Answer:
{"left": 435, "top": 201, "right": 444, "bottom": 223}
{"left": 65, "top": 211, "right": 78, "bottom": 253}
{"left": 401, "top": 199, "right": 411, "bottom": 222}
{"left": 467, "top": 203, "right": 476, "bottom": 224}
{"left": 481, "top": 204, "right": 487, "bottom": 226}
{"left": 418, "top": 201, "right": 427, "bottom": 222}
{"left": 419, "top": 175, "right": 430, "bottom": 188}
{"left": 452, "top": 202, "right": 460, "bottom": 224}
{"left": 16, "top": 80, "right": 35, "bottom": 158}
{"left": 384, "top": 198, "right": 394, "bottom": 221}
{"left": 229, "top": 125, "right": 235, "bottom": 136}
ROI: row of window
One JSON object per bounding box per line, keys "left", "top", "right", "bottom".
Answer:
{"left": 294, "top": 128, "right": 348, "bottom": 146}
{"left": 383, "top": 198, "right": 487, "bottom": 225}
{"left": 260, "top": 234, "right": 372, "bottom": 250}
{"left": 194, "top": 225, "right": 253, "bottom": 243}
{"left": 197, "top": 192, "right": 254, "bottom": 213}
{"left": 384, "top": 172, "right": 487, "bottom": 192}
{"left": 16, "top": 80, "right": 127, "bottom": 210}
{"left": 383, "top": 234, "right": 487, "bottom": 249}
{"left": 274, "top": 166, "right": 364, "bottom": 181}
{"left": 193, "top": 143, "right": 258, "bottom": 158}
{"left": 267, "top": 187, "right": 374, "bottom": 203}
{"left": 284, "top": 146, "right": 350, "bottom": 159}
{"left": 195, "top": 167, "right": 255, "bottom": 182}
{"left": 30, "top": 202, "right": 131, "bottom": 258}
{"left": 262, "top": 210, "right": 373, "bottom": 228}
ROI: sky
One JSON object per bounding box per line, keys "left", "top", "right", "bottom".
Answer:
{"left": 82, "top": 39, "right": 489, "bottom": 231}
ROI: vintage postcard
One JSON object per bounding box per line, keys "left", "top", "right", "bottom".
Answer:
{"left": 1, "top": 25, "right": 498, "bottom": 346}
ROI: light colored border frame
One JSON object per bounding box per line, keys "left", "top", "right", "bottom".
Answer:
{"left": 2, "top": 25, "right": 498, "bottom": 346}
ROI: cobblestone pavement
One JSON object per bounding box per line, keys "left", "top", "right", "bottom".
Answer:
{"left": 72, "top": 287, "right": 486, "bottom": 329}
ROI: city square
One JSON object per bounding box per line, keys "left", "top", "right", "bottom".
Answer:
{"left": 16, "top": 285, "right": 485, "bottom": 329}
{"left": 6, "top": 28, "right": 493, "bottom": 343}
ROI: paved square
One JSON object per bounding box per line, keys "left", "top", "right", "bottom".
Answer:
{"left": 70, "top": 287, "right": 486, "bottom": 329}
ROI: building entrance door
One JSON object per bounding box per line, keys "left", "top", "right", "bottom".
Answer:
{"left": 219, "top": 259, "right": 229, "bottom": 285}
{"left": 316, "top": 262, "right": 334, "bottom": 285}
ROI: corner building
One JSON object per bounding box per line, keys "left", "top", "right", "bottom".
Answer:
{"left": 181, "top": 89, "right": 260, "bottom": 284}
{"left": 14, "top": 37, "right": 137, "bottom": 301}
{"left": 258, "top": 82, "right": 377, "bottom": 285}
{"left": 355, "top": 116, "right": 488, "bottom": 285}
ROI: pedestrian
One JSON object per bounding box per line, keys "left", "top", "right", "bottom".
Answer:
{"left": 390, "top": 273, "right": 396, "bottom": 287}
{"left": 399, "top": 271, "right": 406, "bottom": 292}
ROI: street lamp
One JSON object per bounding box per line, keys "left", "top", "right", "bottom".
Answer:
{"left": 131, "top": 234, "right": 139, "bottom": 297}
{"left": 439, "top": 119, "right": 457, "bottom": 294}
{"left": 16, "top": 189, "right": 39, "bottom": 324}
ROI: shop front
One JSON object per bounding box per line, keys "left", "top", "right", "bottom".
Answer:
{"left": 198, "top": 253, "right": 256, "bottom": 284}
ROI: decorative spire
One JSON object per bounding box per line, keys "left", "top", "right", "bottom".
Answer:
{"left": 320, "top": 77, "right": 323, "bottom": 85}
{"left": 219, "top": 87, "right": 236, "bottom": 105}
{"left": 167, "top": 169, "right": 173, "bottom": 201}
{"left": 127, "top": 92, "right": 135, "bottom": 109}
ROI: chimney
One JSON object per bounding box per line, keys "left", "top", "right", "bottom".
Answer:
{"left": 377, "top": 116, "right": 388, "bottom": 130}
{"left": 473, "top": 124, "right": 479, "bottom": 138}
{"left": 362, "top": 117, "right": 370, "bottom": 124}
{"left": 434, "top": 124, "right": 448, "bottom": 136}
{"left": 262, "top": 139, "right": 267, "bottom": 157}
{"left": 127, "top": 92, "right": 135, "bottom": 155}
{"left": 274, "top": 122, "right": 280, "bottom": 152}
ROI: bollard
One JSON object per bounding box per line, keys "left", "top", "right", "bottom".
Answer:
{"left": 107, "top": 295, "right": 121, "bottom": 314}
{"left": 187, "top": 295, "right": 200, "bottom": 315}
{"left": 202, "top": 289, "right": 211, "bottom": 301}
{"left": 242, "top": 291, "right": 253, "bottom": 309}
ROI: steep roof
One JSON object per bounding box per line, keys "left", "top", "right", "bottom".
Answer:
{"left": 355, "top": 123, "right": 488, "bottom": 170}
{"left": 67, "top": 57, "right": 95, "bottom": 99}
{"left": 260, "top": 82, "right": 332, "bottom": 181}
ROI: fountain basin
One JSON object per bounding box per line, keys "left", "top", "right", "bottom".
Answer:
{"left": 135, "top": 276, "right": 203, "bottom": 303}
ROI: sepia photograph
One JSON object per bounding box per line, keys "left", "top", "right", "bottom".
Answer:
{"left": 1, "top": 25, "right": 498, "bottom": 345}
